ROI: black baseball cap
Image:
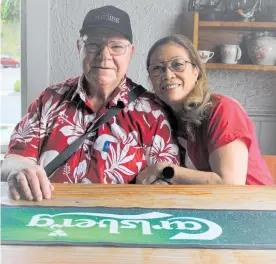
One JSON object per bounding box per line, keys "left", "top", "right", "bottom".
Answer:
{"left": 79, "top": 5, "right": 133, "bottom": 43}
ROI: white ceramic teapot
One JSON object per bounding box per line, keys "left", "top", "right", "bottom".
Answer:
{"left": 246, "top": 31, "right": 276, "bottom": 65}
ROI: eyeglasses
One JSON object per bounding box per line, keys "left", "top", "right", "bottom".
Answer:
{"left": 83, "top": 40, "right": 131, "bottom": 56}
{"left": 148, "top": 58, "right": 195, "bottom": 77}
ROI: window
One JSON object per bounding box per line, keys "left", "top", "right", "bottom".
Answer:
{"left": 0, "top": 0, "right": 21, "bottom": 158}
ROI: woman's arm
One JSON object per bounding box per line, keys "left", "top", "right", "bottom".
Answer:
{"left": 135, "top": 162, "right": 222, "bottom": 184}
{"left": 169, "top": 165, "right": 222, "bottom": 184}
{"left": 136, "top": 139, "right": 248, "bottom": 185}
{"left": 170, "top": 139, "right": 248, "bottom": 184}
{"left": 209, "top": 138, "right": 248, "bottom": 184}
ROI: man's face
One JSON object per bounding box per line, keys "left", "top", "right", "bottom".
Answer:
{"left": 77, "top": 27, "right": 134, "bottom": 90}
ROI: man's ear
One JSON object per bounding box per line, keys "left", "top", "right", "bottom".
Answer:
{"left": 130, "top": 44, "right": 135, "bottom": 56}
{"left": 77, "top": 39, "right": 82, "bottom": 53}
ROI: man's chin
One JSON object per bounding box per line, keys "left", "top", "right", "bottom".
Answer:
{"left": 91, "top": 67, "right": 114, "bottom": 73}
{"left": 88, "top": 70, "right": 114, "bottom": 79}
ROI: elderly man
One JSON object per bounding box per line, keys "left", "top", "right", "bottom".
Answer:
{"left": 1, "top": 5, "right": 179, "bottom": 201}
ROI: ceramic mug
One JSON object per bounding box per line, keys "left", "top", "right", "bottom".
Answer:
{"left": 220, "top": 44, "right": 242, "bottom": 64}
{"left": 198, "top": 50, "right": 215, "bottom": 63}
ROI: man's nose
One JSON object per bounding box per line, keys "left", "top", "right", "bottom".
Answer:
{"left": 97, "top": 44, "right": 112, "bottom": 59}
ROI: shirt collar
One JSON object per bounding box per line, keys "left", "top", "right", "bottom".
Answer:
{"left": 71, "top": 74, "right": 86, "bottom": 102}
{"left": 71, "top": 74, "right": 132, "bottom": 108}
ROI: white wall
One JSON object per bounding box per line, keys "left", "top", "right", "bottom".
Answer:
{"left": 24, "top": 0, "right": 276, "bottom": 154}
{"left": 48, "top": 0, "right": 194, "bottom": 88}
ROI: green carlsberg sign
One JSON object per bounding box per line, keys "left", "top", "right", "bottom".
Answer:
{"left": 1, "top": 205, "right": 276, "bottom": 249}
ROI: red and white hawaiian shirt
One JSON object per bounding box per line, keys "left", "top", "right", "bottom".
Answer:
{"left": 7, "top": 76, "right": 179, "bottom": 184}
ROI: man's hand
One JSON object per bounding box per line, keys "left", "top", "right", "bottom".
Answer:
{"left": 136, "top": 163, "right": 171, "bottom": 184}
{"left": 7, "top": 165, "right": 54, "bottom": 201}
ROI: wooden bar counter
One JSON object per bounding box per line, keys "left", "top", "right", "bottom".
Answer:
{"left": 1, "top": 182, "right": 276, "bottom": 264}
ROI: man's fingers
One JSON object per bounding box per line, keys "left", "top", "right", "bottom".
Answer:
{"left": 24, "top": 170, "right": 43, "bottom": 201}
{"left": 16, "top": 172, "right": 33, "bottom": 201}
{"left": 7, "top": 177, "right": 20, "bottom": 200}
{"left": 36, "top": 168, "right": 52, "bottom": 200}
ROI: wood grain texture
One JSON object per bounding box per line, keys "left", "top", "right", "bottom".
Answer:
{"left": 263, "top": 155, "right": 276, "bottom": 183}
{"left": 205, "top": 63, "right": 276, "bottom": 71}
{"left": 193, "top": 12, "right": 199, "bottom": 49}
{"left": 1, "top": 183, "right": 276, "bottom": 209}
{"left": 199, "top": 21, "right": 276, "bottom": 29}
{"left": 1, "top": 246, "right": 276, "bottom": 264}
{"left": 1, "top": 182, "right": 276, "bottom": 264}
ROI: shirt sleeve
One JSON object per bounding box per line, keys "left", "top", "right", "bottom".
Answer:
{"left": 6, "top": 94, "right": 43, "bottom": 160}
{"left": 207, "top": 97, "right": 253, "bottom": 153}
{"left": 142, "top": 99, "right": 180, "bottom": 166}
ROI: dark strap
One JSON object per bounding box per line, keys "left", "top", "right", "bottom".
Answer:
{"left": 44, "top": 85, "right": 146, "bottom": 176}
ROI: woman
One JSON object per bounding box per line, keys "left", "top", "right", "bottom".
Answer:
{"left": 136, "top": 34, "right": 273, "bottom": 185}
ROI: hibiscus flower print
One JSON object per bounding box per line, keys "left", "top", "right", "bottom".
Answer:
{"left": 10, "top": 112, "right": 39, "bottom": 144}
{"left": 126, "top": 97, "right": 152, "bottom": 113}
{"left": 146, "top": 135, "right": 179, "bottom": 165}
{"left": 59, "top": 110, "right": 96, "bottom": 159}
{"left": 73, "top": 160, "right": 88, "bottom": 183}
{"left": 40, "top": 96, "right": 63, "bottom": 138}
{"left": 110, "top": 122, "right": 138, "bottom": 147}
{"left": 104, "top": 144, "right": 136, "bottom": 184}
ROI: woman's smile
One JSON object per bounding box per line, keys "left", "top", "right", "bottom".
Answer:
{"left": 162, "top": 84, "right": 181, "bottom": 90}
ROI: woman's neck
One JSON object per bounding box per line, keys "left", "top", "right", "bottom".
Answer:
{"left": 170, "top": 102, "right": 183, "bottom": 113}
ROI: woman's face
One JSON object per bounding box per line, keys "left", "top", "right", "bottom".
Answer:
{"left": 149, "top": 43, "right": 199, "bottom": 110}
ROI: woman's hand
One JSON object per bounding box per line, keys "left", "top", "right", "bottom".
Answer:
{"left": 136, "top": 162, "right": 171, "bottom": 184}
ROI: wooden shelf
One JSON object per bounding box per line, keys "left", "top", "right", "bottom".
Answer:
{"left": 205, "top": 63, "right": 276, "bottom": 71}
{"left": 199, "top": 21, "right": 276, "bottom": 29}
{"left": 193, "top": 12, "right": 276, "bottom": 71}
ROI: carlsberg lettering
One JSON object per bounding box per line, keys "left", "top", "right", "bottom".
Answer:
{"left": 27, "top": 212, "right": 222, "bottom": 240}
